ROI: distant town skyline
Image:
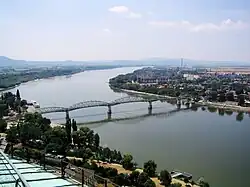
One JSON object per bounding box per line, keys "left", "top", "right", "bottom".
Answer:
{"left": 1, "top": 0, "right": 250, "bottom": 62}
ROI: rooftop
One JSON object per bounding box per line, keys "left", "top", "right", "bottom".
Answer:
{"left": 0, "top": 150, "right": 82, "bottom": 187}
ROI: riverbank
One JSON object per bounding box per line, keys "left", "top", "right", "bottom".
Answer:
{"left": 114, "top": 87, "right": 250, "bottom": 113}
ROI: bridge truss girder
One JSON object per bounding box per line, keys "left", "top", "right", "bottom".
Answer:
{"left": 69, "top": 100, "right": 109, "bottom": 111}
{"left": 37, "top": 107, "right": 67, "bottom": 114}
{"left": 110, "top": 96, "right": 158, "bottom": 106}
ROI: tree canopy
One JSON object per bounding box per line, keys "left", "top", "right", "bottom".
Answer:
{"left": 143, "top": 160, "right": 157, "bottom": 177}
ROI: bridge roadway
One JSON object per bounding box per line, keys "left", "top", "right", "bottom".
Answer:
{"left": 36, "top": 95, "right": 176, "bottom": 115}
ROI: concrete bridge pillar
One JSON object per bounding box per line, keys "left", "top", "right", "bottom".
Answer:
{"left": 177, "top": 100, "right": 181, "bottom": 109}
{"left": 107, "top": 105, "right": 112, "bottom": 119}
{"left": 185, "top": 102, "right": 190, "bottom": 109}
{"left": 148, "top": 101, "right": 152, "bottom": 111}
{"left": 65, "top": 109, "right": 70, "bottom": 121}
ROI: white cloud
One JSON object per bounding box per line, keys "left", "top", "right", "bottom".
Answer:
{"left": 108, "top": 6, "right": 129, "bottom": 13}
{"left": 149, "top": 19, "right": 249, "bottom": 32}
{"left": 108, "top": 6, "right": 142, "bottom": 19}
{"left": 147, "top": 11, "right": 153, "bottom": 15}
{"left": 103, "top": 28, "right": 111, "bottom": 33}
{"left": 128, "top": 12, "right": 142, "bottom": 19}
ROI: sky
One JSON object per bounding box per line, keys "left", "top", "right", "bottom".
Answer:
{"left": 0, "top": 0, "right": 250, "bottom": 62}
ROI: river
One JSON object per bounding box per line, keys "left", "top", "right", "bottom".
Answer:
{"left": 10, "top": 67, "right": 250, "bottom": 187}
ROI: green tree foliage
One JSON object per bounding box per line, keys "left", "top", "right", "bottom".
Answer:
{"left": 144, "top": 179, "right": 156, "bottom": 187}
{"left": 0, "top": 119, "right": 7, "bottom": 133}
{"left": 218, "top": 108, "right": 225, "bottom": 116}
{"left": 238, "top": 94, "right": 245, "bottom": 106}
{"left": 122, "top": 154, "right": 134, "bottom": 170}
{"left": 103, "top": 147, "right": 111, "bottom": 161}
{"left": 129, "top": 170, "right": 140, "bottom": 184}
{"left": 225, "top": 110, "right": 233, "bottom": 116}
{"left": 45, "top": 126, "right": 68, "bottom": 155}
{"left": 94, "top": 133, "right": 100, "bottom": 149}
{"left": 6, "top": 126, "right": 18, "bottom": 144}
{"left": 23, "top": 113, "right": 51, "bottom": 133}
{"left": 3, "top": 92, "right": 15, "bottom": 109}
{"left": 19, "top": 122, "right": 41, "bottom": 145}
{"left": 116, "top": 151, "right": 123, "bottom": 163}
{"left": 207, "top": 106, "right": 217, "bottom": 113}
{"left": 137, "top": 172, "right": 149, "bottom": 187}
{"left": 0, "top": 102, "right": 8, "bottom": 118}
{"left": 159, "top": 170, "right": 172, "bottom": 187}
{"left": 236, "top": 112, "right": 244, "bottom": 122}
{"left": 219, "top": 92, "right": 226, "bottom": 102}
{"left": 226, "top": 92, "right": 234, "bottom": 101}
{"left": 20, "top": 100, "right": 28, "bottom": 107}
{"left": 72, "top": 119, "right": 77, "bottom": 131}
{"left": 65, "top": 118, "right": 72, "bottom": 144}
{"left": 16, "top": 89, "right": 21, "bottom": 100}
{"left": 143, "top": 160, "right": 157, "bottom": 177}
{"left": 169, "top": 183, "right": 182, "bottom": 187}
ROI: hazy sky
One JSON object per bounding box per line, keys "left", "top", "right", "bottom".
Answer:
{"left": 1, "top": 0, "right": 250, "bottom": 61}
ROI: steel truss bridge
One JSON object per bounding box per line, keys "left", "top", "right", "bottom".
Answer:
{"left": 36, "top": 96, "right": 170, "bottom": 114}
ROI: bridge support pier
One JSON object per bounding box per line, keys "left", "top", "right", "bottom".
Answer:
{"left": 107, "top": 105, "right": 112, "bottom": 119}
{"left": 148, "top": 101, "right": 152, "bottom": 111}
{"left": 177, "top": 99, "right": 181, "bottom": 109}
{"left": 65, "top": 109, "right": 70, "bottom": 122}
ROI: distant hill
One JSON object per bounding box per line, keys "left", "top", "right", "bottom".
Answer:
{"left": 0, "top": 56, "right": 28, "bottom": 67}
{"left": 0, "top": 56, "right": 249, "bottom": 68}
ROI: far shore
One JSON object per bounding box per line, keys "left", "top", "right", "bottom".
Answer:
{"left": 114, "top": 87, "right": 250, "bottom": 113}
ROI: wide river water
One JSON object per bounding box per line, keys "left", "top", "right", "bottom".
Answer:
{"left": 9, "top": 67, "right": 250, "bottom": 187}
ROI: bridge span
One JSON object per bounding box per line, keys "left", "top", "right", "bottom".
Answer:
{"left": 35, "top": 96, "right": 192, "bottom": 120}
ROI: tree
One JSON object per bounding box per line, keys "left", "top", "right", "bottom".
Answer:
{"left": 16, "top": 89, "right": 21, "bottom": 100}
{"left": 218, "top": 108, "right": 225, "bottom": 116}
{"left": 72, "top": 130, "right": 85, "bottom": 148}
{"left": 6, "top": 126, "right": 18, "bottom": 144}
{"left": 20, "top": 100, "right": 27, "bottom": 107}
{"left": 238, "top": 94, "right": 245, "bottom": 106}
{"left": 65, "top": 118, "right": 72, "bottom": 144}
{"left": 226, "top": 92, "right": 234, "bottom": 101}
{"left": 225, "top": 110, "right": 233, "bottom": 116}
{"left": 116, "top": 151, "right": 123, "bottom": 163}
{"left": 94, "top": 133, "right": 100, "bottom": 149}
{"left": 137, "top": 172, "right": 149, "bottom": 187}
{"left": 159, "top": 170, "right": 172, "bottom": 187}
{"left": 129, "top": 170, "right": 140, "bottom": 185}
{"left": 210, "top": 91, "right": 218, "bottom": 101}
{"left": 45, "top": 126, "right": 68, "bottom": 155}
{"left": 114, "top": 174, "right": 127, "bottom": 186}
{"left": 0, "top": 119, "right": 7, "bottom": 133}
{"left": 19, "top": 122, "right": 41, "bottom": 145}
{"left": 103, "top": 147, "right": 111, "bottom": 161}
{"left": 72, "top": 119, "right": 77, "bottom": 131}
{"left": 236, "top": 112, "right": 244, "bottom": 122}
{"left": 219, "top": 92, "right": 226, "bottom": 102}
{"left": 169, "top": 183, "right": 182, "bottom": 187}
{"left": 0, "top": 103, "right": 7, "bottom": 118}
{"left": 144, "top": 179, "right": 156, "bottom": 187}
{"left": 143, "top": 160, "right": 157, "bottom": 177}
{"left": 122, "top": 154, "right": 133, "bottom": 170}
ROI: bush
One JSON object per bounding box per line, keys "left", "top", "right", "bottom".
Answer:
{"left": 169, "top": 183, "right": 182, "bottom": 187}
{"left": 0, "top": 119, "right": 7, "bottom": 133}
